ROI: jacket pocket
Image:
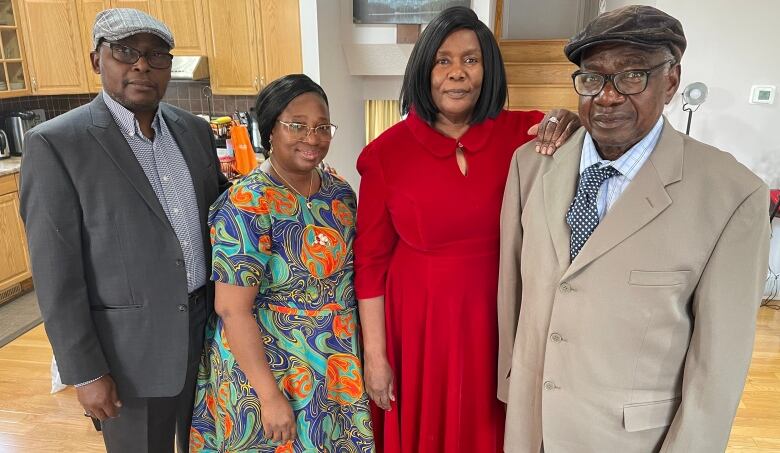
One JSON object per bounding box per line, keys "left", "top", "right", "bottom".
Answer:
{"left": 623, "top": 397, "right": 681, "bottom": 432}
{"left": 629, "top": 270, "right": 691, "bottom": 287}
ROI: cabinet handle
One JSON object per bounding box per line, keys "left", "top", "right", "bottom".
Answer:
{"left": 31, "top": 76, "right": 37, "bottom": 91}
{"left": 253, "top": 76, "right": 259, "bottom": 90}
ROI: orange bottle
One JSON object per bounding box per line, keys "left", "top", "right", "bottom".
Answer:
{"left": 231, "top": 124, "right": 257, "bottom": 176}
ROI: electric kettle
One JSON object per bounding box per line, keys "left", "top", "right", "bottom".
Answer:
{"left": 0, "top": 129, "right": 10, "bottom": 159}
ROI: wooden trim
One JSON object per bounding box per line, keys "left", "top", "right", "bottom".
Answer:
{"left": 0, "top": 175, "right": 16, "bottom": 197}
{"left": 493, "top": 0, "right": 503, "bottom": 39}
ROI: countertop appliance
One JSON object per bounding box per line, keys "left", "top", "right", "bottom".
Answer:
{"left": 4, "top": 109, "right": 45, "bottom": 156}
{"left": 0, "top": 130, "right": 9, "bottom": 159}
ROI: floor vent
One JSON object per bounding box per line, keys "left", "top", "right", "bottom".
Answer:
{"left": 0, "top": 284, "right": 22, "bottom": 306}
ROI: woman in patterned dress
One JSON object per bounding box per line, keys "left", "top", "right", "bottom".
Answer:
{"left": 190, "top": 74, "right": 373, "bottom": 452}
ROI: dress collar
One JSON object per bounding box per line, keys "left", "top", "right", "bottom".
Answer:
{"left": 405, "top": 109, "right": 497, "bottom": 158}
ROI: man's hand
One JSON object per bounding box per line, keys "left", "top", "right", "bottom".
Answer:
{"left": 76, "top": 375, "right": 122, "bottom": 421}
{"left": 528, "top": 109, "right": 581, "bottom": 155}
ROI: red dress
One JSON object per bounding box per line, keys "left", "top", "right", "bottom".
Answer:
{"left": 354, "top": 109, "right": 544, "bottom": 453}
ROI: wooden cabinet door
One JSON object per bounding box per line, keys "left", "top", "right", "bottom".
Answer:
{"left": 256, "top": 0, "right": 301, "bottom": 85}
{"left": 154, "top": 0, "right": 206, "bottom": 55}
{"left": 76, "top": 0, "right": 109, "bottom": 93}
{"left": 110, "top": 0, "right": 157, "bottom": 15}
{"left": 18, "top": 0, "right": 88, "bottom": 94}
{"left": 203, "top": 0, "right": 261, "bottom": 95}
{"left": 0, "top": 190, "right": 31, "bottom": 291}
{"left": 0, "top": 0, "right": 33, "bottom": 98}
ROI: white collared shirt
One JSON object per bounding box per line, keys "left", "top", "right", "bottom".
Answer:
{"left": 578, "top": 116, "right": 664, "bottom": 219}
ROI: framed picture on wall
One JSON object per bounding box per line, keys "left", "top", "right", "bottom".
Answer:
{"left": 353, "top": 0, "right": 471, "bottom": 24}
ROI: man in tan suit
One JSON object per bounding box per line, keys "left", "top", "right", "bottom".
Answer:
{"left": 497, "top": 6, "right": 770, "bottom": 453}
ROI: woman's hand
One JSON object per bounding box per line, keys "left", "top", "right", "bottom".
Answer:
{"left": 527, "top": 109, "right": 581, "bottom": 155}
{"left": 261, "top": 390, "right": 297, "bottom": 444}
{"left": 364, "top": 353, "right": 395, "bottom": 411}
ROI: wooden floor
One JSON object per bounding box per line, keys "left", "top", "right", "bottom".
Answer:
{"left": 1, "top": 309, "right": 780, "bottom": 452}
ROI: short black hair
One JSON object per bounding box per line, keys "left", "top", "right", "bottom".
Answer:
{"left": 400, "top": 6, "right": 507, "bottom": 125}
{"left": 254, "top": 74, "right": 329, "bottom": 150}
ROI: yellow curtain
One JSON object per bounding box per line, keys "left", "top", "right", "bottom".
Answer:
{"left": 365, "top": 100, "right": 401, "bottom": 145}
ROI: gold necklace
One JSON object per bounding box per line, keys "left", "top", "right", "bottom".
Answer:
{"left": 268, "top": 159, "right": 315, "bottom": 208}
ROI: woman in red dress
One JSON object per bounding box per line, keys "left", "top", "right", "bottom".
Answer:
{"left": 354, "top": 6, "right": 579, "bottom": 453}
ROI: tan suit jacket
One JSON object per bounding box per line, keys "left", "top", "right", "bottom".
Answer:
{"left": 497, "top": 118, "right": 769, "bottom": 453}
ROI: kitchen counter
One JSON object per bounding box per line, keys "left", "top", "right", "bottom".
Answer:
{"left": 0, "top": 157, "right": 21, "bottom": 176}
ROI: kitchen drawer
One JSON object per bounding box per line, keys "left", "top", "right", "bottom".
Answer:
{"left": 0, "top": 174, "right": 17, "bottom": 196}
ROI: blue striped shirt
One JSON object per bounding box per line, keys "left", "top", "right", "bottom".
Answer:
{"left": 579, "top": 116, "right": 664, "bottom": 219}
{"left": 103, "top": 91, "right": 207, "bottom": 292}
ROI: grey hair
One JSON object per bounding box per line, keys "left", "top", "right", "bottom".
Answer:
{"left": 656, "top": 46, "right": 677, "bottom": 74}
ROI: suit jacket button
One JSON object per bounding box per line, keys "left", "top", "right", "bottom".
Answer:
{"left": 177, "top": 304, "right": 188, "bottom": 312}
{"left": 559, "top": 282, "right": 571, "bottom": 293}
{"left": 176, "top": 259, "right": 184, "bottom": 267}
{"left": 543, "top": 381, "right": 556, "bottom": 391}
{"left": 550, "top": 333, "right": 563, "bottom": 343}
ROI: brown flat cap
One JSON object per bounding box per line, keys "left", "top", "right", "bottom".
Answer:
{"left": 564, "top": 5, "right": 686, "bottom": 65}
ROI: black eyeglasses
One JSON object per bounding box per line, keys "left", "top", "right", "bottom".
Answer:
{"left": 277, "top": 120, "right": 337, "bottom": 141}
{"left": 572, "top": 59, "right": 674, "bottom": 96}
{"left": 101, "top": 42, "right": 173, "bottom": 70}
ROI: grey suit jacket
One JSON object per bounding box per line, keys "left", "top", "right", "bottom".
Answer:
{"left": 497, "top": 119, "right": 769, "bottom": 452}
{"left": 19, "top": 95, "right": 229, "bottom": 398}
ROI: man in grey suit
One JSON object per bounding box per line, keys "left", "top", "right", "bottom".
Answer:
{"left": 498, "top": 6, "right": 769, "bottom": 453}
{"left": 19, "top": 9, "right": 229, "bottom": 453}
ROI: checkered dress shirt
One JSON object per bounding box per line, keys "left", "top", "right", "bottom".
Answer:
{"left": 578, "top": 116, "right": 664, "bottom": 219}
{"left": 103, "top": 91, "right": 206, "bottom": 292}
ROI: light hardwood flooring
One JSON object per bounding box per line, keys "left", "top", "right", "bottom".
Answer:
{"left": 1, "top": 308, "right": 780, "bottom": 452}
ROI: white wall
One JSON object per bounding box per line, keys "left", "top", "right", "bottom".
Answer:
{"left": 299, "top": 0, "right": 320, "bottom": 82}
{"left": 314, "top": 0, "right": 366, "bottom": 189}
{"left": 602, "top": 1, "right": 780, "bottom": 186}
{"left": 603, "top": 0, "right": 656, "bottom": 9}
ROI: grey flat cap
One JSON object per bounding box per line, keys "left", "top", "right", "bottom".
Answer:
{"left": 92, "top": 8, "right": 175, "bottom": 50}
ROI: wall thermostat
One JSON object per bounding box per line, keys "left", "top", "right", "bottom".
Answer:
{"left": 750, "top": 85, "right": 775, "bottom": 104}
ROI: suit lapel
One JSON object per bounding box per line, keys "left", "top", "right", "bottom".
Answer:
{"left": 561, "top": 118, "right": 683, "bottom": 280}
{"left": 543, "top": 128, "right": 586, "bottom": 272}
{"left": 162, "top": 105, "right": 208, "bottom": 223}
{"left": 86, "top": 95, "right": 171, "bottom": 229}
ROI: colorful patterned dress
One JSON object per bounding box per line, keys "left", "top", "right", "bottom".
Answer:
{"left": 190, "top": 168, "right": 374, "bottom": 453}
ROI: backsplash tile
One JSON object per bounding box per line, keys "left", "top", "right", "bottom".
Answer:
{"left": 0, "top": 80, "right": 256, "bottom": 120}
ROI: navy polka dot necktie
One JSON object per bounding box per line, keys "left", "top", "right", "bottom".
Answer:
{"left": 566, "top": 163, "right": 621, "bottom": 260}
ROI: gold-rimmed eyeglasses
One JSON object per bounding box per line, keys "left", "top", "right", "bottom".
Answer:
{"left": 277, "top": 120, "right": 337, "bottom": 141}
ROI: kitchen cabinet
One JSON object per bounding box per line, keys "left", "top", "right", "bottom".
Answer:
{"left": 111, "top": 0, "right": 207, "bottom": 56}
{"left": 156, "top": 0, "right": 207, "bottom": 56}
{"left": 0, "top": 0, "right": 31, "bottom": 98}
{"left": 76, "top": 0, "right": 108, "bottom": 93}
{"left": 204, "top": 0, "right": 301, "bottom": 95}
{"left": 77, "top": 0, "right": 208, "bottom": 93}
{"left": 111, "top": 0, "right": 154, "bottom": 14}
{"left": 203, "top": 0, "right": 261, "bottom": 95}
{"left": 0, "top": 173, "right": 31, "bottom": 300}
{"left": 17, "top": 0, "right": 88, "bottom": 94}
{"left": 256, "top": 0, "right": 302, "bottom": 85}
{"left": 6, "top": 0, "right": 300, "bottom": 98}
